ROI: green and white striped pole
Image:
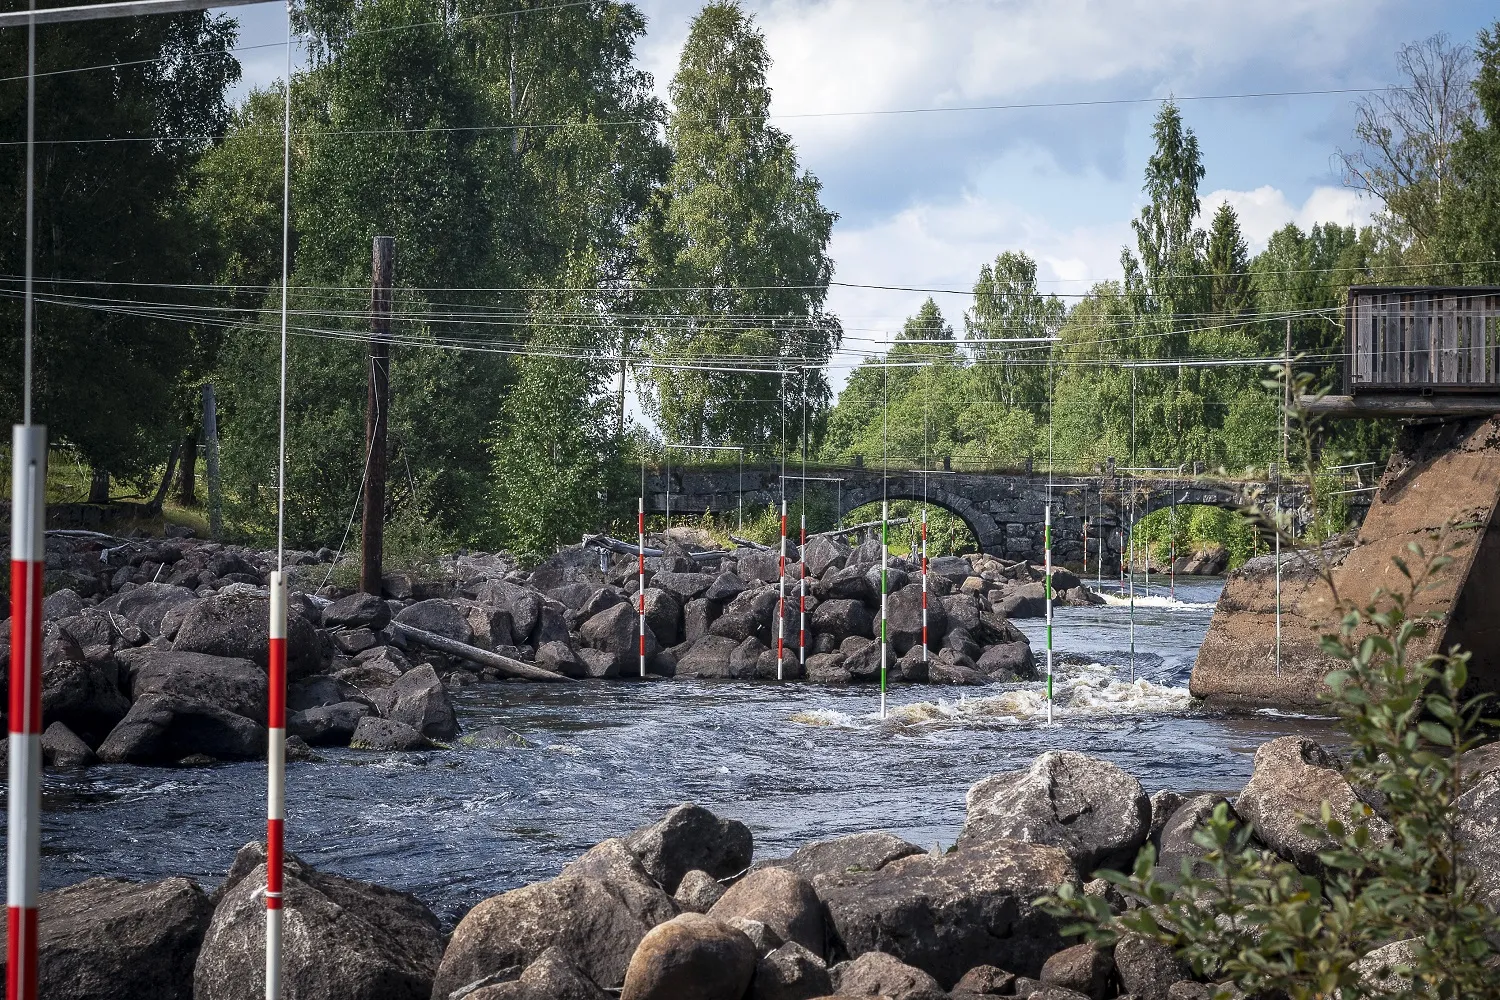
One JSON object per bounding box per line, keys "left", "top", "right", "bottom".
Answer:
{"left": 1044, "top": 503, "right": 1054, "bottom": 726}
{"left": 879, "top": 501, "right": 889, "bottom": 720}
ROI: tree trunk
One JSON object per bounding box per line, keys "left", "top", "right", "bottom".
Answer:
{"left": 88, "top": 467, "right": 110, "bottom": 504}
{"left": 148, "top": 441, "right": 182, "bottom": 514}
{"left": 178, "top": 434, "right": 198, "bottom": 505}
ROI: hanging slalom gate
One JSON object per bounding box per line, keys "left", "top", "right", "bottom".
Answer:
{"left": 9, "top": 427, "right": 45, "bottom": 1000}
{"left": 638, "top": 498, "right": 646, "bottom": 678}
{"left": 777, "top": 500, "right": 787, "bottom": 681}
{"left": 265, "top": 574, "right": 288, "bottom": 996}
{"left": 879, "top": 501, "right": 889, "bottom": 720}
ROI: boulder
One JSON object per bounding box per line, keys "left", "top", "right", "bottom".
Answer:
{"left": 682, "top": 599, "right": 718, "bottom": 646}
{"left": 0, "top": 876, "right": 211, "bottom": 1000}
{"left": 286, "top": 675, "right": 369, "bottom": 712}
{"left": 624, "top": 804, "right": 754, "bottom": 894}
{"left": 725, "top": 916, "right": 782, "bottom": 954}
{"left": 730, "top": 637, "right": 770, "bottom": 678}
{"left": 975, "top": 642, "right": 1036, "bottom": 681}
{"left": 805, "top": 652, "right": 850, "bottom": 684}
{"left": 894, "top": 645, "right": 929, "bottom": 683}
{"left": 1039, "top": 943, "right": 1113, "bottom": 1000}
{"left": 289, "top": 701, "right": 373, "bottom": 746}
{"left": 1114, "top": 933, "right": 1190, "bottom": 1000}
{"left": 1456, "top": 769, "right": 1500, "bottom": 913}
{"left": 550, "top": 582, "right": 595, "bottom": 611}
{"left": 537, "top": 641, "right": 587, "bottom": 678}
{"left": 751, "top": 941, "right": 832, "bottom": 1000}
{"left": 1236, "top": 737, "right": 1389, "bottom": 875}
{"left": 1147, "top": 790, "right": 1187, "bottom": 850}
{"left": 811, "top": 599, "right": 874, "bottom": 643}
{"left": 560, "top": 838, "right": 678, "bottom": 929}
{"left": 96, "top": 694, "right": 265, "bottom": 764}
{"left": 321, "top": 592, "right": 391, "bottom": 630}
{"left": 464, "top": 947, "right": 608, "bottom": 1000}
{"left": 42, "top": 720, "right": 96, "bottom": 767}
{"left": 43, "top": 587, "right": 88, "bottom": 620}
{"left": 704, "top": 572, "right": 749, "bottom": 604}
{"left": 885, "top": 584, "right": 947, "bottom": 655}
{"left": 929, "top": 555, "right": 972, "bottom": 583}
{"left": 98, "top": 583, "right": 198, "bottom": 637}
{"left": 173, "top": 591, "right": 320, "bottom": 679}
{"left": 474, "top": 581, "right": 542, "bottom": 642}
{"left": 816, "top": 837, "right": 1076, "bottom": 986}
{"left": 1156, "top": 795, "right": 1247, "bottom": 878}
{"left": 802, "top": 536, "right": 850, "bottom": 578}
{"left": 952, "top": 965, "right": 1017, "bottom": 995}
{"left": 194, "top": 846, "right": 443, "bottom": 1000}
{"left": 738, "top": 550, "right": 782, "bottom": 584}
{"left": 118, "top": 648, "right": 267, "bottom": 722}
{"left": 818, "top": 565, "right": 876, "bottom": 605}
{"left": 349, "top": 717, "right": 434, "bottom": 751}
{"left": 929, "top": 658, "right": 986, "bottom": 686}
{"left": 378, "top": 664, "right": 458, "bottom": 740}
{"left": 995, "top": 583, "right": 1047, "bottom": 619}
{"left": 580, "top": 602, "right": 660, "bottom": 674}
{"left": 650, "top": 572, "right": 717, "bottom": 603}
{"left": 830, "top": 950, "right": 946, "bottom": 1000}
{"left": 675, "top": 636, "right": 740, "bottom": 679}
{"left": 393, "top": 599, "right": 473, "bottom": 644}
{"left": 619, "top": 913, "right": 757, "bottom": 1000}
{"left": 674, "top": 870, "right": 726, "bottom": 913}
{"left": 578, "top": 586, "right": 628, "bottom": 625}
{"left": 958, "top": 751, "right": 1149, "bottom": 875}
{"left": 841, "top": 637, "right": 885, "bottom": 684}
{"left": 709, "top": 612, "right": 762, "bottom": 644}
{"left": 643, "top": 589, "right": 683, "bottom": 648}
{"left": 433, "top": 875, "right": 658, "bottom": 994}
{"left": 581, "top": 647, "right": 623, "bottom": 678}
{"left": 762, "top": 831, "right": 924, "bottom": 884}
{"left": 709, "top": 867, "right": 823, "bottom": 954}
{"left": 41, "top": 656, "right": 131, "bottom": 742}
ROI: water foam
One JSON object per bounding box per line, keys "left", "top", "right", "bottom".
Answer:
{"left": 1101, "top": 592, "right": 1217, "bottom": 611}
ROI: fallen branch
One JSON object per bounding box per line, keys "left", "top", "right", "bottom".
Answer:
{"left": 582, "top": 534, "right": 728, "bottom": 562}
{"left": 809, "top": 518, "right": 911, "bottom": 540}
{"left": 387, "top": 620, "right": 574, "bottom": 683}
{"left": 728, "top": 534, "right": 771, "bottom": 551}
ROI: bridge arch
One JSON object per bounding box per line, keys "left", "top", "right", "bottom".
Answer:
{"left": 840, "top": 481, "right": 1003, "bottom": 554}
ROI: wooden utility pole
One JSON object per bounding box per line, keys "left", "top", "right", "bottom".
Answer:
{"left": 361, "top": 236, "right": 394, "bottom": 595}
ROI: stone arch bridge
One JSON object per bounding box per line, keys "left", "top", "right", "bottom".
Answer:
{"left": 644, "top": 465, "right": 1314, "bottom": 566}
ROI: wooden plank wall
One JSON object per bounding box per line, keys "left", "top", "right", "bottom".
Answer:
{"left": 1348, "top": 288, "right": 1500, "bottom": 390}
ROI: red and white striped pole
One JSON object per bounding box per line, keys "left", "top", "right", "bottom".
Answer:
{"left": 8, "top": 425, "right": 45, "bottom": 1000}
{"left": 920, "top": 507, "right": 928, "bottom": 665}
{"left": 638, "top": 498, "right": 646, "bottom": 678}
{"left": 265, "top": 571, "right": 287, "bottom": 997}
{"left": 798, "top": 513, "right": 807, "bottom": 672}
{"left": 776, "top": 500, "right": 787, "bottom": 681}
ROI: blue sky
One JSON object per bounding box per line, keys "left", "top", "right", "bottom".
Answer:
{"left": 230, "top": 0, "right": 1498, "bottom": 369}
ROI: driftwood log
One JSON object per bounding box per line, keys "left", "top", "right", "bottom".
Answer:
{"left": 582, "top": 534, "right": 728, "bottom": 562}
{"left": 728, "top": 535, "right": 771, "bottom": 551}
{"left": 808, "top": 517, "right": 911, "bottom": 540}
{"left": 387, "top": 620, "right": 573, "bottom": 683}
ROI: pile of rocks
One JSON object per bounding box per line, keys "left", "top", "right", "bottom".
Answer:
{"left": 0, "top": 530, "right": 1102, "bottom": 768}
{"left": 15, "top": 738, "right": 1475, "bottom": 1000}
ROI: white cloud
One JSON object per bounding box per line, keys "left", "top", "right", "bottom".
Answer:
{"left": 1199, "top": 185, "right": 1380, "bottom": 249}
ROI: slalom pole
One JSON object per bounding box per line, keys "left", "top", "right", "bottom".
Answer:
{"left": 1274, "top": 493, "right": 1282, "bottom": 676}
{"left": 8, "top": 426, "right": 45, "bottom": 1000}
{"left": 1169, "top": 472, "right": 1177, "bottom": 600}
{"left": 1128, "top": 523, "right": 1136, "bottom": 682}
{"left": 777, "top": 499, "right": 787, "bottom": 681}
{"left": 920, "top": 507, "right": 929, "bottom": 667}
{"left": 1044, "top": 504, "right": 1054, "bottom": 725}
{"left": 265, "top": 573, "right": 287, "bottom": 998}
{"left": 638, "top": 497, "right": 646, "bottom": 678}
{"left": 798, "top": 511, "right": 807, "bottom": 674}
{"left": 267, "top": 10, "right": 294, "bottom": 993}
{"left": 879, "top": 500, "right": 889, "bottom": 720}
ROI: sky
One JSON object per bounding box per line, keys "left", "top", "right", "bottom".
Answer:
{"left": 229, "top": 0, "right": 1498, "bottom": 386}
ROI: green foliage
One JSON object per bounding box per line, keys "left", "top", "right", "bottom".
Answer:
{"left": 635, "top": 1, "right": 837, "bottom": 454}
{"left": 1041, "top": 538, "right": 1500, "bottom": 999}
{"left": 1438, "top": 20, "right": 1500, "bottom": 283}
{"left": 1133, "top": 504, "right": 1255, "bottom": 570}
{"left": 844, "top": 500, "right": 977, "bottom": 557}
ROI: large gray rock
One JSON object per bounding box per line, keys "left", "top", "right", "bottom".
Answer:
{"left": 0, "top": 876, "right": 212, "bottom": 1000}
{"left": 995, "top": 583, "right": 1047, "bottom": 619}
{"left": 349, "top": 716, "right": 433, "bottom": 751}
{"left": 43, "top": 587, "right": 87, "bottom": 621}
{"left": 473, "top": 581, "right": 542, "bottom": 643}
{"left": 289, "top": 701, "right": 373, "bottom": 746}
{"left": 673, "top": 870, "right": 726, "bottom": 914}
{"left": 975, "top": 642, "right": 1036, "bottom": 681}
{"left": 816, "top": 837, "right": 1076, "bottom": 986}
{"left": 738, "top": 550, "right": 782, "bottom": 584}
{"left": 958, "top": 751, "right": 1150, "bottom": 875}
{"left": 579, "top": 602, "right": 660, "bottom": 674}
{"left": 96, "top": 694, "right": 265, "bottom": 763}
{"left": 650, "top": 572, "right": 717, "bottom": 603}
{"left": 321, "top": 592, "right": 391, "bottom": 630}
{"left": 173, "top": 591, "right": 320, "bottom": 678}
{"left": 1114, "top": 933, "right": 1190, "bottom": 1000}
{"left": 761, "top": 831, "right": 923, "bottom": 884}
{"left": 1456, "top": 769, "right": 1500, "bottom": 913}
{"left": 886, "top": 584, "right": 948, "bottom": 655}
{"left": 42, "top": 720, "right": 97, "bottom": 767}
{"left": 619, "top": 913, "right": 756, "bottom": 1000}
{"left": 802, "top": 536, "right": 850, "bottom": 578}
{"left": 372, "top": 664, "right": 458, "bottom": 740}
{"left": 1040, "top": 943, "right": 1113, "bottom": 1000}
{"left": 751, "top": 941, "right": 832, "bottom": 1000}
{"left": 811, "top": 599, "right": 874, "bottom": 643}
{"left": 624, "top": 804, "right": 754, "bottom": 894}
{"left": 708, "top": 867, "right": 823, "bottom": 954}
{"left": 929, "top": 555, "right": 972, "bottom": 583}
{"left": 1236, "top": 737, "right": 1389, "bottom": 876}
{"left": 560, "top": 838, "right": 678, "bottom": 929}
{"left": 463, "top": 947, "right": 608, "bottom": 1000}
{"left": 118, "top": 648, "right": 267, "bottom": 722}
{"left": 433, "top": 875, "right": 658, "bottom": 994}
{"left": 830, "top": 950, "right": 946, "bottom": 1000}
{"left": 818, "top": 565, "right": 876, "bottom": 605}
{"left": 643, "top": 588, "right": 683, "bottom": 648}
{"left": 1155, "top": 794, "right": 1247, "bottom": 878}
{"left": 98, "top": 582, "right": 198, "bottom": 636}
{"left": 537, "top": 640, "right": 587, "bottom": 678}
{"left": 704, "top": 572, "right": 749, "bottom": 603}
{"left": 41, "top": 656, "right": 131, "bottom": 742}
{"left": 675, "top": 636, "right": 740, "bottom": 679}
{"left": 195, "top": 845, "right": 443, "bottom": 1000}
{"left": 393, "top": 599, "right": 473, "bottom": 644}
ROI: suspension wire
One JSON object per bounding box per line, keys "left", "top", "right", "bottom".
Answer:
{"left": 800, "top": 365, "right": 808, "bottom": 673}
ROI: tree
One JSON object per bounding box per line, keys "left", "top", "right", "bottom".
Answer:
{"left": 1437, "top": 21, "right": 1500, "bottom": 283}
{"left": 636, "top": 1, "right": 839, "bottom": 456}
{"left": 966, "top": 252, "right": 1063, "bottom": 416}
{"left": 1341, "top": 33, "right": 1477, "bottom": 256}
{"left": 1205, "top": 203, "right": 1253, "bottom": 316}
{"left": 0, "top": 16, "right": 240, "bottom": 492}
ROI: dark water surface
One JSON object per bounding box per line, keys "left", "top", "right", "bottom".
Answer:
{"left": 32, "top": 576, "right": 1339, "bottom": 925}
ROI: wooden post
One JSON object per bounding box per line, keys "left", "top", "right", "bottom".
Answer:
{"left": 361, "top": 236, "right": 394, "bottom": 596}
{"left": 202, "top": 383, "right": 222, "bottom": 540}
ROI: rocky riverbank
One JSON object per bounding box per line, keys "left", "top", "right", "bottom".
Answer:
{"left": 1, "top": 529, "right": 1104, "bottom": 767}
{"left": 12, "top": 736, "right": 1494, "bottom": 999}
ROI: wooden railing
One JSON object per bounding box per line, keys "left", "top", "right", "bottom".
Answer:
{"left": 1347, "top": 286, "right": 1500, "bottom": 391}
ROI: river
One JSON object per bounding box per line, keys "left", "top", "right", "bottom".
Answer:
{"left": 34, "top": 575, "right": 1340, "bottom": 925}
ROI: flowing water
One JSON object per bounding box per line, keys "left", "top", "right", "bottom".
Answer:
{"left": 32, "top": 575, "right": 1340, "bottom": 925}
